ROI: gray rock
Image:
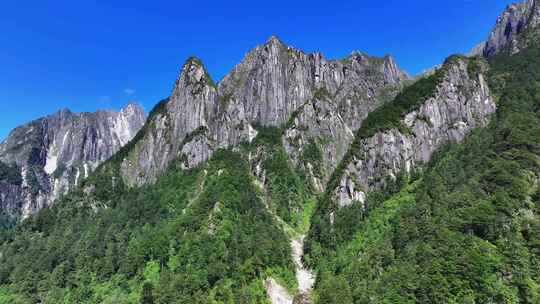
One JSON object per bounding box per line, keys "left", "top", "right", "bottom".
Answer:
{"left": 333, "top": 58, "right": 495, "bottom": 208}
{"left": 467, "top": 41, "right": 486, "bottom": 57}
{"left": 0, "top": 103, "right": 145, "bottom": 218}
{"left": 484, "top": 0, "right": 540, "bottom": 57}
{"left": 120, "top": 37, "right": 408, "bottom": 187}
{"left": 218, "top": 36, "right": 407, "bottom": 130}
{"left": 282, "top": 95, "right": 354, "bottom": 192}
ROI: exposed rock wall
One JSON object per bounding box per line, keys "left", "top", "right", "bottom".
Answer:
{"left": 283, "top": 96, "right": 354, "bottom": 192}
{"left": 0, "top": 103, "right": 145, "bottom": 218}
{"left": 120, "top": 37, "right": 408, "bottom": 187}
{"left": 484, "top": 0, "right": 540, "bottom": 57}
{"left": 333, "top": 58, "right": 496, "bottom": 208}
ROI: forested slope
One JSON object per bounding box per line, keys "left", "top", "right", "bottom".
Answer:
{"left": 308, "top": 43, "right": 540, "bottom": 304}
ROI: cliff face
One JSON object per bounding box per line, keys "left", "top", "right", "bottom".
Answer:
{"left": 218, "top": 37, "right": 407, "bottom": 130}
{"left": 484, "top": 0, "right": 540, "bottom": 57}
{"left": 333, "top": 58, "right": 495, "bottom": 209}
{"left": 0, "top": 3, "right": 530, "bottom": 302}
{"left": 282, "top": 94, "right": 354, "bottom": 192}
{"left": 0, "top": 103, "right": 145, "bottom": 218}
{"left": 120, "top": 37, "right": 408, "bottom": 187}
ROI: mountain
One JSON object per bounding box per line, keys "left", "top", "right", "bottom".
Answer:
{"left": 0, "top": 103, "right": 145, "bottom": 220}
{"left": 1, "top": 1, "right": 540, "bottom": 303}
{"left": 484, "top": 0, "right": 540, "bottom": 57}
{"left": 118, "top": 36, "right": 407, "bottom": 189}
{"left": 304, "top": 1, "right": 540, "bottom": 302}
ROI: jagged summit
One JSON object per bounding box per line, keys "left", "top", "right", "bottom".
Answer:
{"left": 123, "top": 101, "right": 143, "bottom": 110}
{"left": 266, "top": 34, "right": 284, "bottom": 45}
{"left": 0, "top": 103, "right": 145, "bottom": 218}
{"left": 484, "top": 0, "right": 540, "bottom": 57}
{"left": 2, "top": 2, "right": 538, "bottom": 303}
{"left": 176, "top": 56, "right": 215, "bottom": 88}
{"left": 121, "top": 102, "right": 146, "bottom": 119}
{"left": 55, "top": 107, "right": 73, "bottom": 116}
{"left": 116, "top": 35, "right": 409, "bottom": 187}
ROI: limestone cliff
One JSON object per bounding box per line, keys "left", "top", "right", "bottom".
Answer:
{"left": 0, "top": 103, "right": 145, "bottom": 218}
{"left": 119, "top": 37, "right": 408, "bottom": 187}
{"left": 332, "top": 57, "right": 495, "bottom": 209}
{"left": 484, "top": 0, "right": 540, "bottom": 57}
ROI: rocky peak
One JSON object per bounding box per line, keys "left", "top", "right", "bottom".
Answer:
{"left": 120, "top": 36, "right": 408, "bottom": 187}
{"left": 56, "top": 108, "right": 73, "bottom": 117}
{"left": 168, "top": 57, "right": 217, "bottom": 139}
{"left": 333, "top": 57, "right": 495, "bottom": 209}
{"left": 484, "top": 0, "right": 540, "bottom": 57}
{"left": 266, "top": 35, "right": 285, "bottom": 46}
{"left": 346, "top": 52, "right": 407, "bottom": 83}
{"left": 218, "top": 35, "right": 408, "bottom": 128}
{"left": 0, "top": 104, "right": 145, "bottom": 218}
{"left": 176, "top": 57, "right": 214, "bottom": 88}
{"left": 119, "top": 57, "right": 220, "bottom": 186}
{"left": 121, "top": 102, "right": 144, "bottom": 116}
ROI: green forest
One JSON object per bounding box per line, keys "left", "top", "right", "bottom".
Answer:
{"left": 0, "top": 148, "right": 298, "bottom": 303}
{"left": 305, "top": 44, "right": 540, "bottom": 303}
{"left": 2, "top": 18, "right": 540, "bottom": 304}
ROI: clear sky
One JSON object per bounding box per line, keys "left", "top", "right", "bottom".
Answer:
{"left": 0, "top": 0, "right": 515, "bottom": 141}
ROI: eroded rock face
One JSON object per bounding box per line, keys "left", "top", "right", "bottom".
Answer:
{"left": 120, "top": 58, "right": 256, "bottom": 186}
{"left": 121, "top": 59, "right": 222, "bottom": 186}
{"left": 484, "top": 0, "right": 540, "bottom": 57}
{"left": 333, "top": 58, "right": 496, "bottom": 208}
{"left": 218, "top": 36, "right": 407, "bottom": 130}
{"left": 120, "top": 37, "right": 408, "bottom": 187}
{"left": 283, "top": 95, "right": 354, "bottom": 192}
{"left": 0, "top": 103, "right": 145, "bottom": 218}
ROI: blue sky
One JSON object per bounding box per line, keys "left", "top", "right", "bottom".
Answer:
{"left": 0, "top": 0, "right": 514, "bottom": 141}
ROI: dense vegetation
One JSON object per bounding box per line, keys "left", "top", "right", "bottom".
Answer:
{"left": 2, "top": 20, "right": 540, "bottom": 304}
{"left": 303, "top": 56, "right": 463, "bottom": 259}
{"left": 0, "top": 104, "right": 324, "bottom": 303}
{"left": 0, "top": 149, "right": 296, "bottom": 303}
{"left": 308, "top": 45, "right": 540, "bottom": 302}
{"left": 247, "top": 126, "right": 315, "bottom": 230}
{"left": 0, "top": 162, "right": 22, "bottom": 186}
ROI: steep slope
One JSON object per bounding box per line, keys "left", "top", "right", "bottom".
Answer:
{"left": 310, "top": 42, "right": 540, "bottom": 304}
{"left": 218, "top": 36, "right": 407, "bottom": 130}
{"left": 0, "top": 149, "right": 295, "bottom": 303}
{"left": 3, "top": 2, "right": 536, "bottom": 300}
{"left": 0, "top": 103, "right": 145, "bottom": 219}
{"left": 334, "top": 56, "right": 494, "bottom": 208}
{"left": 119, "top": 37, "right": 408, "bottom": 188}
{"left": 282, "top": 93, "right": 354, "bottom": 192}
{"left": 305, "top": 55, "right": 496, "bottom": 255}
{"left": 0, "top": 37, "right": 409, "bottom": 303}
{"left": 304, "top": 0, "right": 540, "bottom": 302}
{"left": 484, "top": 0, "right": 540, "bottom": 57}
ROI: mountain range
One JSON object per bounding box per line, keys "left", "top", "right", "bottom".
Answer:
{"left": 1, "top": 1, "right": 540, "bottom": 303}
